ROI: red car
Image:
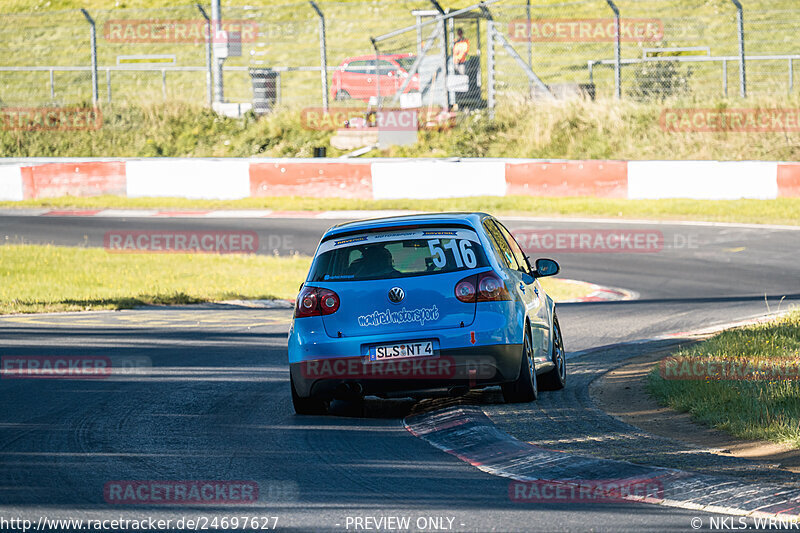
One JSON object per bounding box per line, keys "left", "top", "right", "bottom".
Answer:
{"left": 330, "top": 54, "right": 420, "bottom": 102}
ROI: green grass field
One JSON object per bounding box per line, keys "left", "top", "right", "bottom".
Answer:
{"left": 1, "top": 0, "right": 796, "bottom": 107}
{"left": 0, "top": 244, "right": 585, "bottom": 314}
{"left": 3, "top": 98, "right": 800, "bottom": 161}
{"left": 648, "top": 310, "right": 800, "bottom": 448}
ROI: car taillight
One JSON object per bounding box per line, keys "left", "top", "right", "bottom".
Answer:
{"left": 454, "top": 272, "right": 511, "bottom": 303}
{"left": 455, "top": 275, "right": 477, "bottom": 303}
{"left": 295, "top": 286, "right": 340, "bottom": 318}
{"left": 477, "top": 272, "right": 511, "bottom": 301}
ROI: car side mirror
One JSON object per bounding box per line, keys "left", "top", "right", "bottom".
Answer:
{"left": 534, "top": 258, "right": 560, "bottom": 278}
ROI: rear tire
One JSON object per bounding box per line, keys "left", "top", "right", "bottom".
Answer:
{"left": 502, "top": 327, "right": 538, "bottom": 403}
{"left": 539, "top": 312, "right": 567, "bottom": 391}
{"left": 291, "top": 374, "right": 328, "bottom": 415}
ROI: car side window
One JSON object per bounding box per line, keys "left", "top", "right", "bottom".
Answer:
{"left": 379, "top": 60, "right": 396, "bottom": 75}
{"left": 345, "top": 61, "right": 369, "bottom": 74}
{"left": 496, "top": 222, "right": 530, "bottom": 274}
{"left": 483, "top": 220, "right": 519, "bottom": 270}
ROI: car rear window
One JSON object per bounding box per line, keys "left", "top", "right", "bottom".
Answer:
{"left": 309, "top": 227, "right": 488, "bottom": 282}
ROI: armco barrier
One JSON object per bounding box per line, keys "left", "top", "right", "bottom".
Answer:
{"left": 371, "top": 161, "right": 506, "bottom": 199}
{"left": 249, "top": 161, "right": 372, "bottom": 199}
{"left": 127, "top": 159, "right": 250, "bottom": 200}
{"left": 778, "top": 163, "right": 800, "bottom": 197}
{"left": 0, "top": 158, "right": 797, "bottom": 201}
{"left": 627, "top": 161, "right": 779, "bottom": 200}
{"left": 14, "top": 161, "right": 125, "bottom": 199}
{"left": 505, "top": 160, "right": 628, "bottom": 198}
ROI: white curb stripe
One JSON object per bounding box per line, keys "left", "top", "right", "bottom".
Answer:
{"left": 0, "top": 165, "right": 24, "bottom": 201}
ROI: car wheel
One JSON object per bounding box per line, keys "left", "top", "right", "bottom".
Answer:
{"left": 335, "top": 90, "right": 351, "bottom": 101}
{"left": 539, "top": 312, "right": 566, "bottom": 391}
{"left": 502, "top": 326, "right": 538, "bottom": 403}
{"left": 291, "top": 374, "right": 328, "bottom": 415}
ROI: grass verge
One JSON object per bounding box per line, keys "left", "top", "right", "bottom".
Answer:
{"left": 0, "top": 244, "right": 585, "bottom": 314}
{"left": 3, "top": 98, "right": 800, "bottom": 160}
{"left": 647, "top": 310, "right": 800, "bottom": 448}
{"left": 2, "top": 196, "right": 799, "bottom": 226}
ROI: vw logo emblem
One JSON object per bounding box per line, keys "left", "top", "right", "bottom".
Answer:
{"left": 388, "top": 287, "right": 405, "bottom": 304}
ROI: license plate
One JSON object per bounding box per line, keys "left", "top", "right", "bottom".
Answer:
{"left": 369, "top": 340, "right": 435, "bottom": 362}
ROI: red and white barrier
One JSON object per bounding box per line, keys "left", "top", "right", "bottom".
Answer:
{"left": 126, "top": 159, "right": 250, "bottom": 199}
{"left": 0, "top": 158, "right": 797, "bottom": 201}
{"left": 371, "top": 160, "right": 506, "bottom": 199}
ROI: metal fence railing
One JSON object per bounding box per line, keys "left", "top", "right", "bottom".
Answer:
{"left": 1, "top": 1, "right": 798, "bottom": 113}
{"left": 487, "top": 1, "right": 800, "bottom": 102}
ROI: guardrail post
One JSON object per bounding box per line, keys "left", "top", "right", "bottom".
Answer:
{"left": 722, "top": 59, "right": 728, "bottom": 97}
{"left": 604, "top": 0, "right": 621, "bottom": 99}
{"left": 487, "top": 21, "right": 495, "bottom": 118}
{"left": 309, "top": 1, "right": 329, "bottom": 112}
{"left": 196, "top": 4, "right": 213, "bottom": 108}
{"left": 49, "top": 69, "right": 55, "bottom": 100}
{"left": 211, "top": 0, "right": 224, "bottom": 103}
{"left": 371, "top": 38, "right": 382, "bottom": 109}
{"left": 80, "top": 8, "right": 98, "bottom": 105}
{"left": 428, "top": 0, "right": 450, "bottom": 108}
{"left": 526, "top": 0, "right": 533, "bottom": 98}
{"left": 730, "top": 0, "right": 746, "bottom": 98}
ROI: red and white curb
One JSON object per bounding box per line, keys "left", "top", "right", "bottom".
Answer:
{"left": 405, "top": 406, "right": 800, "bottom": 520}
{"left": 404, "top": 311, "right": 800, "bottom": 519}
{"left": 559, "top": 279, "right": 638, "bottom": 303}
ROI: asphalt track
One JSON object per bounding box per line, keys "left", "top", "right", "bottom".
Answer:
{"left": 1, "top": 213, "right": 799, "bottom": 532}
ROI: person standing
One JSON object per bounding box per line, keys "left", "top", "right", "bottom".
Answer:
{"left": 453, "top": 28, "right": 470, "bottom": 75}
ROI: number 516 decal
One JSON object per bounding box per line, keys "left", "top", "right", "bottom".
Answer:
{"left": 427, "top": 239, "right": 478, "bottom": 269}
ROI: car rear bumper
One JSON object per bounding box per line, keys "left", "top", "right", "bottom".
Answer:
{"left": 290, "top": 343, "right": 522, "bottom": 399}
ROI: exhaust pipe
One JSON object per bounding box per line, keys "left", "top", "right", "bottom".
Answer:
{"left": 334, "top": 382, "right": 363, "bottom": 399}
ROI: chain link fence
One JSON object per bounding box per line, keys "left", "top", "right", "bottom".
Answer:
{"left": 488, "top": 0, "right": 800, "bottom": 102}
{"left": 1, "top": 0, "right": 798, "bottom": 111}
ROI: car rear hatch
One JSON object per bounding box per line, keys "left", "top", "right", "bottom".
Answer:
{"left": 319, "top": 270, "right": 480, "bottom": 338}
{"left": 308, "top": 225, "right": 490, "bottom": 339}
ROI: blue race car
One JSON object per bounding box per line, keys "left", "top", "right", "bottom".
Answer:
{"left": 288, "top": 212, "right": 566, "bottom": 415}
